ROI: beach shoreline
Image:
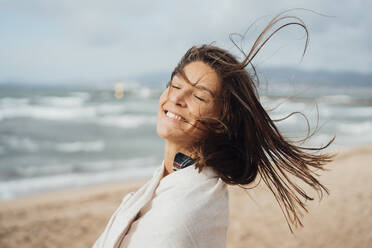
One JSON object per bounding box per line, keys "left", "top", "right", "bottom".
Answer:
{"left": 1, "top": 144, "right": 372, "bottom": 247}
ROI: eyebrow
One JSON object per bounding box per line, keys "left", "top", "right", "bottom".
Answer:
{"left": 173, "top": 74, "right": 216, "bottom": 98}
{"left": 194, "top": 84, "right": 215, "bottom": 98}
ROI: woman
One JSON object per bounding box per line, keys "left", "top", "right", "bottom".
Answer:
{"left": 93, "top": 10, "right": 335, "bottom": 248}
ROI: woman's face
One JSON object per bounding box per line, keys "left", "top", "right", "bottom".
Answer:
{"left": 157, "top": 61, "right": 221, "bottom": 146}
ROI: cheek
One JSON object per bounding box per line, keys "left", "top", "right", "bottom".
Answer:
{"left": 190, "top": 104, "right": 219, "bottom": 120}
{"left": 157, "top": 89, "right": 170, "bottom": 118}
{"left": 157, "top": 91, "right": 167, "bottom": 128}
{"left": 158, "top": 89, "right": 168, "bottom": 106}
{"left": 156, "top": 89, "right": 182, "bottom": 138}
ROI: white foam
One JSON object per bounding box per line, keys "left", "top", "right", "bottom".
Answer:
{"left": 318, "top": 94, "right": 353, "bottom": 104}
{"left": 0, "top": 94, "right": 95, "bottom": 121}
{"left": 69, "top": 92, "right": 91, "bottom": 101}
{"left": 0, "top": 136, "right": 107, "bottom": 154}
{"left": 38, "top": 95, "right": 87, "bottom": 107}
{"left": 320, "top": 105, "right": 372, "bottom": 118}
{"left": 0, "top": 98, "right": 157, "bottom": 125}
{"left": 55, "top": 141, "right": 106, "bottom": 153}
{"left": 0, "top": 97, "right": 30, "bottom": 107}
{"left": 13, "top": 157, "right": 159, "bottom": 179}
{"left": 0, "top": 102, "right": 157, "bottom": 129}
{"left": 0, "top": 105, "right": 97, "bottom": 121}
{"left": 119, "top": 101, "right": 158, "bottom": 113}
{"left": 2, "top": 135, "right": 39, "bottom": 152}
{"left": 119, "top": 83, "right": 161, "bottom": 99}
{"left": 337, "top": 121, "right": 372, "bottom": 135}
{"left": 98, "top": 115, "right": 157, "bottom": 128}
{"left": 0, "top": 163, "right": 160, "bottom": 201}
{"left": 263, "top": 100, "right": 309, "bottom": 115}
{"left": 138, "top": 87, "right": 153, "bottom": 98}
{"left": 15, "top": 164, "right": 77, "bottom": 178}
{"left": 69, "top": 157, "right": 159, "bottom": 174}
{"left": 269, "top": 113, "right": 301, "bottom": 124}
{"left": 342, "top": 106, "right": 372, "bottom": 118}
{"left": 95, "top": 104, "right": 126, "bottom": 115}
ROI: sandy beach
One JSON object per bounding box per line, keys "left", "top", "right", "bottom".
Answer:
{"left": 0, "top": 145, "right": 371, "bottom": 248}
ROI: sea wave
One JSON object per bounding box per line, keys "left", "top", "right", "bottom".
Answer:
{"left": 95, "top": 103, "right": 127, "bottom": 115}
{"left": 337, "top": 121, "right": 372, "bottom": 135}
{"left": 69, "top": 91, "right": 91, "bottom": 101}
{"left": 55, "top": 141, "right": 106, "bottom": 153}
{"left": 38, "top": 95, "right": 88, "bottom": 107}
{"left": 0, "top": 97, "right": 30, "bottom": 107}
{"left": 0, "top": 135, "right": 39, "bottom": 152}
{"left": 0, "top": 158, "right": 161, "bottom": 201}
{"left": 317, "top": 94, "right": 353, "bottom": 104}
{"left": 0, "top": 102, "right": 157, "bottom": 129}
{"left": 11, "top": 156, "right": 159, "bottom": 179}
{"left": 0, "top": 105, "right": 97, "bottom": 121}
{"left": 0, "top": 99, "right": 155, "bottom": 123}
{"left": 0, "top": 135, "right": 106, "bottom": 154}
{"left": 98, "top": 115, "right": 157, "bottom": 128}
{"left": 321, "top": 105, "right": 372, "bottom": 119}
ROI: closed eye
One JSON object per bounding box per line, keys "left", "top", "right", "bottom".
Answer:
{"left": 171, "top": 85, "right": 181, "bottom": 89}
{"left": 194, "top": 95, "right": 205, "bottom": 102}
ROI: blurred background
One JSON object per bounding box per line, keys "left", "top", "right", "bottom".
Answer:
{"left": 0, "top": 0, "right": 371, "bottom": 200}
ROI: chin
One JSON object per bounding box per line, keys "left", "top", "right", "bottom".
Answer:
{"left": 156, "top": 125, "right": 167, "bottom": 139}
{"left": 156, "top": 124, "right": 174, "bottom": 139}
{"left": 156, "top": 125, "right": 188, "bottom": 144}
{"left": 157, "top": 127, "right": 178, "bottom": 141}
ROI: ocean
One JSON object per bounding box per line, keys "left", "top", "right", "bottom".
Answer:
{"left": 1, "top": 79, "right": 371, "bottom": 200}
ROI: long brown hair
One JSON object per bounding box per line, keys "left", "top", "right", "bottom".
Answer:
{"left": 168, "top": 10, "right": 336, "bottom": 231}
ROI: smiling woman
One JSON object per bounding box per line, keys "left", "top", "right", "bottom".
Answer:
{"left": 158, "top": 61, "right": 222, "bottom": 175}
{"left": 93, "top": 10, "right": 335, "bottom": 248}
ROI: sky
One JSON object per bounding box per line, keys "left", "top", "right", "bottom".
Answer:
{"left": 0, "top": 0, "right": 371, "bottom": 84}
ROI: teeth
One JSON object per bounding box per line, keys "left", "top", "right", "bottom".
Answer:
{"left": 166, "top": 111, "right": 183, "bottom": 121}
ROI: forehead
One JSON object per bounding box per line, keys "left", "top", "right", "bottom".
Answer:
{"left": 173, "top": 61, "right": 221, "bottom": 94}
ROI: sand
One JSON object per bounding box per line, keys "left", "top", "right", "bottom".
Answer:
{"left": 1, "top": 145, "right": 371, "bottom": 248}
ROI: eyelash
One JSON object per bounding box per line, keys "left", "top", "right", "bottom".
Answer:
{"left": 170, "top": 85, "right": 206, "bottom": 102}
{"left": 194, "top": 95, "right": 205, "bottom": 102}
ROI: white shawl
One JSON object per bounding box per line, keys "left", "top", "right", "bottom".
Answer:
{"left": 92, "top": 161, "right": 229, "bottom": 248}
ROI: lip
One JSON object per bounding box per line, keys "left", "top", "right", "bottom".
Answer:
{"left": 163, "top": 108, "right": 187, "bottom": 122}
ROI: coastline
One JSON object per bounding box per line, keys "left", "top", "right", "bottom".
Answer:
{"left": 1, "top": 144, "right": 371, "bottom": 247}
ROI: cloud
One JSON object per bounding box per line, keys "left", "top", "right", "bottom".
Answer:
{"left": 0, "top": 0, "right": 371, "bottom": 83}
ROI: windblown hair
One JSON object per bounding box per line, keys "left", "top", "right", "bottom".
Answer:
{"left": 168, "top": 10, "right": 336, "bottom": 231}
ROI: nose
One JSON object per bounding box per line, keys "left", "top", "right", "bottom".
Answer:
{"left": 169, "top": 87, "right": 187, "bottom": 107}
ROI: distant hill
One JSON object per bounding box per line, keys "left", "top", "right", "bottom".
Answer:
{"left": 133, "top": 67, "right": 372, "bottom": 88}
{"left": 261, "top": 67, "right": 372, "bottom": 86}
{"left": 1, "top": 67, "right": 371, "bottom": 88}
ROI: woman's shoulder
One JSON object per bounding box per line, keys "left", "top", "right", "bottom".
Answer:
{"left": 154, "top": 166, "right": 229, "bottom": 219}
{"left": 170, "top": 180, "right": 229, "bottom": 225}
{"left": 127, "top": 166, "right": 229, "bottom": 247}
{"left": 156, "top": 164, "right": 228, "bottom": 205}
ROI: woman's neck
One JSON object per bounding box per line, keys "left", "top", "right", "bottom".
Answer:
{"left": 163, "top": 141, "right": 191, "bottom": 178}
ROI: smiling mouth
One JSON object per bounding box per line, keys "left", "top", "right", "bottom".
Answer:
{"left": 164, "top": 110, "right": 187, "bottom": 122}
